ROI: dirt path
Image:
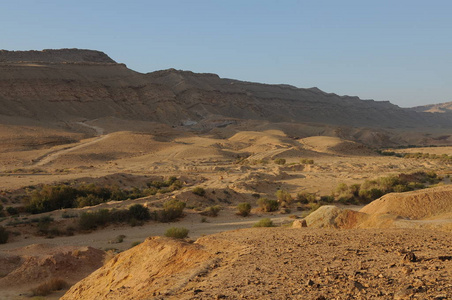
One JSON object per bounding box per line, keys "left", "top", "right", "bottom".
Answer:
{"left": 32, "top": 122, "right": 107, "bottom": 166}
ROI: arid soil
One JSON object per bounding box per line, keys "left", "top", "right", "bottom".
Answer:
{"left": 0, "top": 49, "right": 451, "bottom": 299}
{"left": 62, "top": 228, "right": 452, "bottom": 300}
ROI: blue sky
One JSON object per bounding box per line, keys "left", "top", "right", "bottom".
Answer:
{"left": 1, "top": 0, "right": 451, "bottom": 107}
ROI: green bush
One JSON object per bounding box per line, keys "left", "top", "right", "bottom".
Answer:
{"left": 192, "top": 187, "right": 206, "bottom": 196}
{"left": 275, "top": 190, "right": 292, "bottom": 204}
{"left": 300, "top": 158, "right": 314, "bottom": 164}
{"left": 164, "top": 227, "right": 189, "bottom": 239}
{"left": 274, "top": 158, "right": 286, "bottom": 165}
{"left": 200, "top": 205, "right": 221, "bottom": 217}
{"left": 296, "top": 192, "right": 316, "bottom": 204}
{"left": 0, "top": 226, "right": 9, "bottom": 244}
{"left": 6, "top": 206, "right": 19, "bottom": 216}
{"left": 128, "top": 204, "right": 150, "bottom": 220}
{"left": 27, "top": 185, "right": 77, "bottom": 213}
{"left": 75, "top": 194, "right": 103, "bottom": 208}
{"left": 157, "top": 200, "right": 186, "bottom": 222}
{"left": 257, "top": 198, "right": 279, "bottom": 212}
{"left": 253, "top": 218, "right": 274, "bottom": 227}
{"left": 237, "top": 202, "right": 251, "bottom": 216}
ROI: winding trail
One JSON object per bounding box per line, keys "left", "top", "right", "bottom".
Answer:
{"left": 32, "top": 122, "right": 107, "bottom": 166}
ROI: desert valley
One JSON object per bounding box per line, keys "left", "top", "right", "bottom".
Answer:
{"left": 0, "top": 49, "right": 451, "bottom": 299}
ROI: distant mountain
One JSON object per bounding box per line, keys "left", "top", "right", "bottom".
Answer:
{"left": 0, "top": 48, "right": 116, "bottom": 64}
{"left": 411, "top": 101, "right": 452, "bottom": 113}
{"left": 0, "top": 49, "right": 451, "bottom": 135}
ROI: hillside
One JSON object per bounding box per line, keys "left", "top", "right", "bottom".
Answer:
{"left": 62, "top": 229, "right": 452, "bottom": 300}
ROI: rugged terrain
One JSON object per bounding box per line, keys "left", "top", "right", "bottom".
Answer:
{"left": 62, "top": 228, "right": 452, "bottom": 300}
{"left": 0, "top": 49, "right": 451, "bottom": 299}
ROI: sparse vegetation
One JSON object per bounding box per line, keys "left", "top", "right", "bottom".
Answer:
{"left": 128, "top": 204, "right": 151, "bottom": 221}
{"left": 257, "top": 197, "right": 279, "bottom": 212}
{"left": 332, "top": 171, "right": 441, "bottom": 204}
{"left": 274, "top": 158, "right": 286, "bottom": 165}
{"left": 192, "top": 187, "right": 206, "bottom": 196}
{"left": 157, "top": 200, "right": 186, "bottom": 222}
{"left": 300, "top": 158, "right": 314, "bottom": 164}
{"left": 6, "top": 206, "right": 19, "bottom": 216}
{"left": 31, "top": 278, "right": 68, "bottom": 296}
{"left": 253, "top": 218, "right": 274, "bottom": 227}
{"left": 164, "top": 226, "right": 189, "bottom": 239}
{"left": 275, "top": 190, "right": 292, "bottom": 205}
{"left": 200, "top": 205, "right": 221, "bottom": 217}
{"left": 296, "top": 192, "right": 316, "bottom": 204}
{"left": 0, "top": 226, "right": 9, "bottom": 244}
{"left": 237, "top": 202, "right": 251, "bottom": 216}
{"left": 24, "top": 177, "right": 185, "bottom": 214}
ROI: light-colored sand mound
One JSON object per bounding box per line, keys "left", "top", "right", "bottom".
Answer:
{"left": 61, "top": 237, "right": 214, "bottom": 300}
{"left": 300, "top": 136, "right": 375, "bottom": 156}
{"left": 0, "top": 244, "right": 104, "bottom": 298}
{"left": 305, "top": 205, "right": 368, "bottom": 229}
{"left": 360, "top": 185, "right": 452, "bottom": 220}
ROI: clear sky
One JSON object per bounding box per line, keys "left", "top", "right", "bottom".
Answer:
{"left": 1, "top": 0, "right": 451, "bottom": 107}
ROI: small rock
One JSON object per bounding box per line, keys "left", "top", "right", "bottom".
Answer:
{"left": 353, "top": 280, "right": 365, "bottom": 291}
{"left": 306, "top": 279, "right": 314, "bottom": 286}
{"left": 401, "top": 266, "right": 412, "bottom": 274}
{"left": 402, "top": 252, "right": 417, "bottom": 262}
{"left": 292, "top": 219, "right": 307, "bottom": 228}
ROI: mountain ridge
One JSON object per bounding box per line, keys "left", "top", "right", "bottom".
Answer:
{"left": 0, "top": 49, "right": 451, "bottom": 147}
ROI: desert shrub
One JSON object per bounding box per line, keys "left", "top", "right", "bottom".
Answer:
{"left": 27, "top": 184, "right": 77, "bottom": 213}
{"left": 75, "top": 194, "right": 103, "bottom": 208}
{"left": 253, "top": 218, "right": 274, "bottom": 227}
{"left": 143, "top": 187, "right": 158, "bottom": 196}
{"left": 164, "top": 227, "right": 189, "bottom": 239}
{"left": 377, "top": 176, "right": 399, "bottom": 193}
{"left": 237, "top": 202, "right": 251, "bottom": 216}
{"left": 275, "top": 190, "right": 292, "bottom": 204}
{"left": 6, "top": 206, "right": 19, "bottom": 216}
{"left": 320, "top": 195, "right": 335, "bottom": 203}
{"left": 200, "top": 205, "right": 221, "bottom": 217}
{"left": 296, "top": 192, "right": 316, "bottom": 204}
{"left": 335, "top": 183, "right": 348, "bottom": 194}
{"left": 78, "top": 209, "right": 110, "bottom": 230}
{"left": 300, "top": 158, "right": 314, "bottom": 164}
{"left": 308, "top": 202, "right": 321, "bottom": 213}
{"left": 31, "top": 278, "right": 68, "bottom": 296}
{"left": 192, "top": 187, "right": 206, "bottom": 196}
{"left": 358, "top": 188, "right": 384, "bottom": 202}
{"left": 274, "top": 158, "right": 286, "bottom": 165}
{"left": 128, "top": 204, "right": 150, "bottom": 220}
{"left": 0, "top": 226, "right": 9, "bottom": 244}
{"left": 393, "top": 184, "right": 410, "bottom": 193}
{"left": 257, "top": 198, "right": 279, "bottom": 212}
{"left": 157, "top": 200, "right": 186, "bottom": 222}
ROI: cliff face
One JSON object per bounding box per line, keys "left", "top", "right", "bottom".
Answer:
{"left": 0, "top": 49, "right": 450, "bottom": 131}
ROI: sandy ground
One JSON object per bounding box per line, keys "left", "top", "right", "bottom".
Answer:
{"left": 0, "top": 123, "right": 451, "bottom": 299}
